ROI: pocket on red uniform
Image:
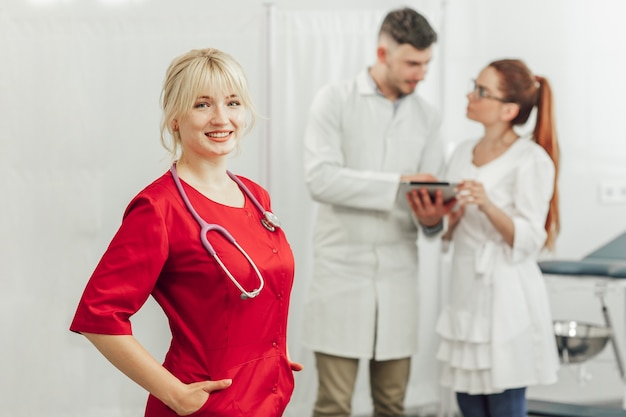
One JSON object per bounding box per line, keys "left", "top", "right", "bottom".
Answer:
{"left": 144, "top": 393, "right": 244, "bottom": 417}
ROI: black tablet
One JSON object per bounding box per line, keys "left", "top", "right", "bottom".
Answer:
{"left": 398, "top": 181, "right": 459, "bottom": 205}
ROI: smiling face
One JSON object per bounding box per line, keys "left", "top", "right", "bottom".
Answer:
{"left": 175, "top": 90, "right": 246, "bottom": 162}
{"left": 160, "top": 49, "right": 257, "bottom": 160}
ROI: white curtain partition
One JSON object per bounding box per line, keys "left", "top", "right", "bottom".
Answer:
{"left": 270, "top": 7, "right": 445, "bottom": 416}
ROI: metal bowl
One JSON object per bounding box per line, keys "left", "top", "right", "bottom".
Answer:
{"left": 554, "top": 320, "right": 611, "bottom": 364}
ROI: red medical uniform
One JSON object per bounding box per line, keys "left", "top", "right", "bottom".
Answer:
{"left": 70, "top": 172, "right": 296, "bottom": 417}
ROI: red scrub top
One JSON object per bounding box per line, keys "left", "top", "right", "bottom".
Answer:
{"left": 70, "top": 171, "right": 296, "bottom": 417}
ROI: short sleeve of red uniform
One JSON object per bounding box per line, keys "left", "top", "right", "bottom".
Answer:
{"left": 70, "top": 194, "right": 169, "bottom": 335}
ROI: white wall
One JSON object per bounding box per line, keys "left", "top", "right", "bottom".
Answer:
{"left": 1, "top": 0, "right": 626, "bottom": 416}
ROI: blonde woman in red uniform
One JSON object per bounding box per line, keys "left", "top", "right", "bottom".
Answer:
{"left": 70, "top": 48, "right": 302, "bottom": 417}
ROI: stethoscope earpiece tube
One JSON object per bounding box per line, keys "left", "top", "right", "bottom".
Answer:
{"left": 227, "top": 172, "right": 281, "bottom": 232}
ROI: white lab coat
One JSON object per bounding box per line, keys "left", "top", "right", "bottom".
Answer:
{"left": 302, "top": 69, "right": 445, "bottom": 360}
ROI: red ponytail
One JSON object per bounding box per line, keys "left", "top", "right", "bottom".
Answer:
{"left": 533, "top": 75, "right": 560, "bottom": 249}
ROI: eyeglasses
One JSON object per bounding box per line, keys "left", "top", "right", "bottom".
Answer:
{"left": 469, "top": 79, "right": 509, "bottom": 102}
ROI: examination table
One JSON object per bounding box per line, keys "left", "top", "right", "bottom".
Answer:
{"left": 528, "top": 231, "right": 626, "bottom": 417}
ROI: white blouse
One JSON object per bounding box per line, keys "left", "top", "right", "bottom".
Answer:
{"left": 436, "top": 136, "right": 560, "bottom": 394}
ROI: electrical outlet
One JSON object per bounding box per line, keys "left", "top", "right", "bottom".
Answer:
{"left": 598, "top": 180, "right": 626, "bottom": 204}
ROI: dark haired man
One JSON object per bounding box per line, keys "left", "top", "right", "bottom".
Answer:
{"left": 302, "top": 7, "right": 450, "bottom": 417}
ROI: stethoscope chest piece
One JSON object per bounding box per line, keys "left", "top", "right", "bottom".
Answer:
{"left": 261, "top": 211, "right": 281, "bottom": 232}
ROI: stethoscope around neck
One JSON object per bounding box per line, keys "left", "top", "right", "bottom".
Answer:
{"left": 169, "top": 163, "right": 281, "bottom": 300}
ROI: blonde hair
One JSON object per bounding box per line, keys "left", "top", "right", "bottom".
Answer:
{"left": 159, "top": 48, "right": 258, "bottom": 158}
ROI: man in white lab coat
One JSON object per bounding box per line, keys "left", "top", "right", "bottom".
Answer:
{"left": 302, "top": 7, "right": 452, "bottom": 417}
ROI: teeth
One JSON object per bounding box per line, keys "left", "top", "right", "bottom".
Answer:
{"left": 207, "top": 132, "right": 229, "bottom": 138}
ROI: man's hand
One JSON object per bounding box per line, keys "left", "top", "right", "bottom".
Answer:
{"left": 407, "top": 188, "right": 456, "bottom": 226}
{"left": 402, "top": 173, "right": 456, "bottom": 226}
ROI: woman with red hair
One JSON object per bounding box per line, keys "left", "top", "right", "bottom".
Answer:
{"left": 436, "top": 59, "right": 561, "bottom": 417}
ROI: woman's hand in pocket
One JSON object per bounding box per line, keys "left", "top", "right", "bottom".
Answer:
{"left": 174, "top": 379, "right": 232, "bottom": 416}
